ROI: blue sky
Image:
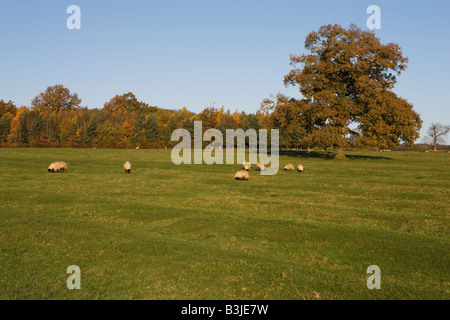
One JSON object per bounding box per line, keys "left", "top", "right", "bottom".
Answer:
{"left": 0, "top": 0, "right": 449, "bottom": 142}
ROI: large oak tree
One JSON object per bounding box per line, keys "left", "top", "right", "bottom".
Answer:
{"left": 266, "top": 24, "right": 422, "bottom": 156}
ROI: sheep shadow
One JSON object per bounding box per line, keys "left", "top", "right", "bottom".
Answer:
{"left": 278, "top": 150, "right": 392, "bottom": 160}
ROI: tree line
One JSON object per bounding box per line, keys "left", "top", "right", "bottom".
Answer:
{"left": 0, "top": 87, "right": 265, "bottom": 149}
{"left": 1, "top": 24, "right": 438, "bottom": 153}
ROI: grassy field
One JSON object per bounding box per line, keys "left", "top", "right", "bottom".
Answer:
{"left": 0, "top": 148, "right": 448, "bottom": 300}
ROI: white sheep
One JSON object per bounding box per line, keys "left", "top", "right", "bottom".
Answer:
{"left": 124, "top": 161, "right": 132, "bottom": 173}
{"left": 284, "top": 163, "right": 294, "bottom": 171}
{"left": 242, "top": 161, "right": 252, "bottom": 171}
{"left": 234, "top": 170, "right": 249, "bottom": 180}
{"left": 48, "top": 161, "right": 68, "bottom": 173}
{"left": 256, "top": 162, "right": 266, "bottom": 171}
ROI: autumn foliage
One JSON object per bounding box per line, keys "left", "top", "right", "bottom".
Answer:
{"left": 0, "top": 86, "right": 261, "bottom": 149}
{"left": 0, "top": 25, "right": 424, "bottom": 151}
{"left": 262, "top": 24, "right": 422, "bottom": 154}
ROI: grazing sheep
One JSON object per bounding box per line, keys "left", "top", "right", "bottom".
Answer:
{"left": 48, "top": 161, "right": 68, "bottom": 173}
{"left": 284, "top": 163, "right": 294, "bottom": 171}
{"left": 56, "top": 162, "right": 68, "bottom": 173}
{"left": 256, "top": 162, "right": 266, "bottom": 171}
{"left": 124, "top": 161, "right": 132, "bottom": 173}
{"left": 297, "top": 164, "right": 304, "bottom": 172}
{"left": 242, "top": 161, "right": 252, "bottom": 170}
{"left": 234, "top": 170, "right": 249, "bottom": 180}
{"left": 48, "top": 162, "right": 57, "bottom": 172}
{"left": 136, "top": 147, "right": 140, "bottom": 150}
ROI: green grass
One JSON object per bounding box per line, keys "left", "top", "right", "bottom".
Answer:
{"left": 0, "top": 148, "right": 448, "bottom": 300}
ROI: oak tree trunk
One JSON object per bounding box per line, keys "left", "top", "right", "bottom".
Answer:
{"left": 333, "top": 146, "right": 347, "bottom": 159}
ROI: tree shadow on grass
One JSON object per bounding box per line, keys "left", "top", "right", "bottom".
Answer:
{"left": 279, "top": 150, "right": 392, "bottom": 160}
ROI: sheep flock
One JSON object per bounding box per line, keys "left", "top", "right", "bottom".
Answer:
{"left": 47, "top": 158, "right": 304, "bottom": 182}
{"left": 235, "top": 161, "right": 304, "bottom": 181}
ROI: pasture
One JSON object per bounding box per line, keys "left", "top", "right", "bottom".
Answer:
{"left": 0, "top": 148, "right": 448, "bottom": 299}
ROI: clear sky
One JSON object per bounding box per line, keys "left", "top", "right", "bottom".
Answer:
{"left": 1, "top": 0, "right": 449, "bottom": 142}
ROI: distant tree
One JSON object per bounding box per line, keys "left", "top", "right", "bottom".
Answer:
{"left": 83, "top": 119, "right": 99, "bottom": 145}
{"left": 0, "top": 114, "right": 12, "bottom": 143}
{"left": 0, "top": 100, "right": 17, "bottom": 117}
{"left": 199, "top": 107, "right": 219, "bottom": 131}
{"left": 8, "top": 106, "right": 29, "bottom": 144}
{"left": 231, "top": 110, "right": 240, "bottom": 130}
{"left": 176, "top": 107, "right": 194, "bottom": 129}
{"left": 31, "top": 85, "right": 81, "bottom": 112}
{"left": 184, "top": 116, "right": 197, "bottom": 137}
{"left": 59, "top": 115, "right": 79, "bottom": 144}
{"left": 218, "top": 109, "right": 233, "bottom": 138}
{"left": 271, "top": 24, "right": 422, "bottom": 157}
{"left": 164, "top": 116, "right": 178, "bottom": 146}
{"left": 262, "top": 95, "right": 307, "bottom": 149}
{"left": 94, "top": 120, "right": 121, "bottom": 147}
{"left": 30, "top": 85, "right": 81, "bottom": 143}
{"left": 239, "top": 112, "right": 249, "bottom": 130}
{"left": 144, "top": 113, "right": 159, "bottom": 142}
{"left": 120, "top": 118, "right": 136, "bottom": 147}
{"left": 257, "top": 106, "right": 274, "bottom": 131}
{"left": 426, "top": 122, "right": 450, "bottom": 151}
{"left": 30, "top": 111, "right": 44, "bottom": 143}
{"left": 103, "top": 92, "right": 157, "bottom": 116}
{"left": 134, "top": 112, "right": 146, "bottom": 144}
{"left": 247, "top": 113, "right": 260, "bottom": 131}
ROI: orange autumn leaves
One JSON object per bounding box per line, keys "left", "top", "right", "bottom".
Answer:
{"left": 265, "top": 24, "right": 421, "bottom": 150}
{"left": 0, "top": 24, "right": 422, "bottom": 150}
